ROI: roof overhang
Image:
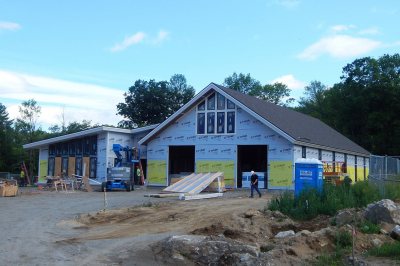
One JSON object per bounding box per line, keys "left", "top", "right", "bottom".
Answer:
{"left": 139, "top": 83, "right": 295, "bottom": 145}
{"left": 294, "top": 140, "right": 370, "bottom": 157}
{"left": 23, "top": 125, "right": 158, "bottom": 150}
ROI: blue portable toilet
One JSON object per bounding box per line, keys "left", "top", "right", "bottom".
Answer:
{"left": 295, "top": 158, "right": 323, "bottom": 197}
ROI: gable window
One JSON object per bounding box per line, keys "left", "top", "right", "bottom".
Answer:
{"left": 227, "top": 111, "right": 235, "bottom": 133}
{"left": 217, "top": 112, "right": 225, "bottom": 133}
{"left": 197, "top": 91, "right": 236, "bottom": 135}
{"left": 198, "top": 101, "right": 205, "bottom": 111}
{"left": 301, "top": 146, "right": 306, "bottom": 158}
{"left": 207, "top": 93, "right": 215, "bottom": 110}
{"left": 227, "top": 99, "right": 235, "bottom": 109}
{"left": 217, "top": 94, "right": 225, "bottom": 110}
{"left": 197, "top": 113, "right": 205, "bottom": 134}
{"left": 207, "top": 112, "right": 215, "bottom": 133}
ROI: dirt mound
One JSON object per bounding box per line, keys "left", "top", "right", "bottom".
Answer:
{"left": 59, "top": 196, "right": 399, "bottom": 265}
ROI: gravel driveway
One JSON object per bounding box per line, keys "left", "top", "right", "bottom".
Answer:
{"left": 0, "top": 186, "right": 254, "bottom": 266}
{"left": 0, "top": 187, "right": 179, "bottom": 265}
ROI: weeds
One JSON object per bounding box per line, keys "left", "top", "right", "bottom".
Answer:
{"left": 312, "top": 248, "right": 346, "bottom": 266}
{"left": 267, "top": 181, "right": 383, "bottom": 220}
{"left": 384, "top": 183, "right": 400, "bottom": 201}
{"left": 335, "top": 230, "right": 352, "bottom": 248}
{"left": 368, "top": 241, "right": 400, "bottom": 259}
{"left": 358, "top": 220, "right": 380, "bottom": 234}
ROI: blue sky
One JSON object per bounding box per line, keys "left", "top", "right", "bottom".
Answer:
{"left": 1, "top": 0, "right": 399, "bottom": 129}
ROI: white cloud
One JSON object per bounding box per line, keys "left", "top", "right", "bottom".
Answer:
{"left": 0, "top": 70, "right": 125, "bottom": 129}
{"left": 0, "top": 21, "right": 21, "bottom": 31}
{"left": 270, "top": 74, "right": 306, "bottom": 90}
{"left": 110, "top": 32, "right": 146, "bottom": 52}
{"left": 330, "top": 24, "right": 355, "bottom": 33}
{"left": 298, "top": 34, "right": 381, "bottom": 60}
{"left": 358, "top": 27, "right": 380, "bottom": 36}
{"left": 110, "top": 30, "right": 170, "bottom": 52}
{"left": 153, "top": 30, "right": 169, "bottom": 44}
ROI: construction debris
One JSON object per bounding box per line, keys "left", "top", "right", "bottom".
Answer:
{"left": 0, "top": 179, "right": 18, "bottom": 197}
{"left": 179, "top": 193, "right": 224, "bottom": 201}
{"left": 146, "top": 172, "right": 225, "bottom": 200}
{"left": 164, "top": 172, "right": 224, "bottom": 194}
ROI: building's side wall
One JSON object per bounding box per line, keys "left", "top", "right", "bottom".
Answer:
{"left": 306, "top": 147, "right": 319, "bottom": 159}
{"left": 322, "top": 150, "right": 333, "bottom": 161}
{"left": 347, "top": 155, "right": 356, "bottom": 182}
{"left": 38, "top": 147, "right": 49, "bottom": 183}
{"left": 357, "top": 156, "right": 365, "bottom": 181}
{"left": 96, "top": 133, "right": 108, "bottom": 181}
{"left": 147, "top": 106, "right": 294, "bottom": 188}
{"left": 296, "top": 146, "right": 369, "bottom": 183}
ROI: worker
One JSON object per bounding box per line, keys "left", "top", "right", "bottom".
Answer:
{"left": 249, "top": 170, "right": 262, "bottom": 198}
{"left": 341, "top": 162, "right": 347, "bottom": 173}
{"left": 136, "top": 166, "right": 141, "bottom": 179}
{"left": 19, "top": 169, "right": 25, "bottom": 187}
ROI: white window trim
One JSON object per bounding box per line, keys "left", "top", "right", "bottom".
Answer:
{"left": 196, "top": 93, "right": 236, "bottom": 135}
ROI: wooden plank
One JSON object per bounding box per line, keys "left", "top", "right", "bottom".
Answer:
{"left": 182, "top": 193, "right": 223, "bottom": 201}
{"left": 68, "top": 157, "right": 75, "bottom": 177}
{"left": 144, "top": 193, "right": 182, "bottom": 198}
{"left": 187, "top": 172, "right": 223, "bottom": 194}
{"left": 173, "top": 173, "right": 210, "bottom": 193}
{"left": 163, "top": 173, "right": 198, "bottom": 192}
{"left": 163, "top": 172, "right": 224, "bottom": 195}
{"left": 0, "top": 184, "right": 18, "bottom": 197}
{"left": 164, "top": 173, "right": 206, "bottom": 193}
{"left": 55, "top": 157, "right": 62, "bottom": 177}
{"left": 177, "top": 173, "right": 212, "bottom": 193}
{"left": 83, "top": 157, "right": 90, "bottom": 178}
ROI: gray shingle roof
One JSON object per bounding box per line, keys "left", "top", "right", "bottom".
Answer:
{"left": 215, "top": 83, "right": 370, "bottom": 155}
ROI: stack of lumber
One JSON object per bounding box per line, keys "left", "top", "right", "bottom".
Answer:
{"left": 171, "top": 175, "right": 226, "bottom": 192}
{"left": 146, "top": 172, "right": 225, "bottom": 200}
{"left": 0, "top": 180, "right": 18, "bottom": 197}
{"left": 164, "top": 172, "right": 224, "bottom": 194}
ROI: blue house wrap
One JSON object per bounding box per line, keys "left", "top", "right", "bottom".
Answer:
{"left": 139, "top": 83, "right": 370, "bottom": 189}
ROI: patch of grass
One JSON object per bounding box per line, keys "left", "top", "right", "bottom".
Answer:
{"left": 358, "top": 220, "right": 380, "bottom": 234}
{"left": 312, "top": 249, "right": 346, "bottom": 266}
{"left": 351, "top": 181, "right": 380, "bottom": 207}
{"left": 368, "top": 241, "right": 400, "bottom": 259}
{"left": 267, "top": 181, "right": 383, "bottom": 221}
{"left": 384, "top": 183, "right": 400, "bottom": 201}
{"left": 335, "top": 230, "right": 352, "bottom": 249}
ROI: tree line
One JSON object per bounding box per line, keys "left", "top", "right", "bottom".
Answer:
{"left": 1, "top": 54, "right": 399, "bottom": 176}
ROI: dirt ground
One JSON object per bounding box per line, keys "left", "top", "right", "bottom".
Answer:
{"left": 0, "top": 187, "right": 271, "bottom": 265}
{"left": 0, "top": 187, "right": 398, "bottom": 265}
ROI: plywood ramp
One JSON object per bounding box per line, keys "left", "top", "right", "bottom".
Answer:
{"left": 163, "top": 172, "right": 224, "bottom": 194}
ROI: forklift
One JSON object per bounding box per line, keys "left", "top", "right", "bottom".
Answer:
{"left": 101, "top": 144, "right": 140, "bottom": 192}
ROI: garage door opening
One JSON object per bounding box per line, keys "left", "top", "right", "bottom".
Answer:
{"left": 168, "top": 146, "right": 195, "bottom": 184}
{"left": 237, "top": 145, "right": 268, "bottom": 188}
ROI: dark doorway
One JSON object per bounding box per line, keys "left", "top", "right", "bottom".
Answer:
{"left": 237, "top": 145, "right": 268, "bottom": 188}
{"left": 169, "top": 146, "right": 195, "bottom": 178}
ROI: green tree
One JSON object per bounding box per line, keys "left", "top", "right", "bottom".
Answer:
{"left": 296, "top": 81, "right": 329, "bottom": 120}
{"left": 335, "top": 54, "right": 400, "bottom": 155}
{"left": 48, "top": 120, "right": 94, "bottom": 136}
{"left": 250, "top": 82, "right": 295, "bottom": 106}
{"left": 117, "top": 75, "right": 195, "bottom": 127}
{"left": 223, "top": 72, "right": 262, "bottom": 94}
{"left": 168, "top": 74, "right": 195, "bottom": 112}
{"left": 15, "top": 99, "right": 42, "bottom": 143}
{"left": 14, "top": 99, "right": 43, "bottom": 181}
{"left": 224, "top": 73, "right": 294, "bottom": 106}
{"left": 297, "top": 54, "right": 400, "bottom": 155}
{"left": 0, "top": 103, "right": 15, "bottom": 171}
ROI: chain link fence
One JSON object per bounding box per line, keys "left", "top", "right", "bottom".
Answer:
{"left": 369, "top": 155, "right": 400, "bottom": 198}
